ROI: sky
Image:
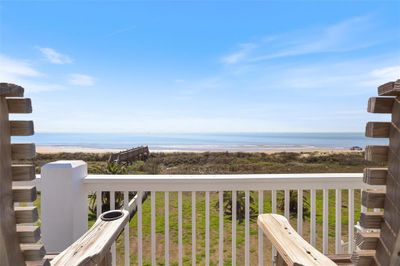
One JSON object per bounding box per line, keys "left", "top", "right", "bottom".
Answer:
{"left": 0, "top": 1, "right": 399, "bottom": 133}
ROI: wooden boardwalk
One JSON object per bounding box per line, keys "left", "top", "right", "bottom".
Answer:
{"left": 108, "top": 146, "right": 149, "bottom": 164}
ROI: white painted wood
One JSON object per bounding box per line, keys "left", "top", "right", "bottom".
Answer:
{"left": 110, "top": 191, "right": 116, "bottom": 266}
{"left": 335, "top": 189, "right": 342, "bottom": 254}
{"left": 192, "top": 191, "right": 197, "bottom": 266}
{"left": 284, "top": 189, "right": 290, "bottom": 219}
{"left": 297, "top": 189, "right": 303, "bottom": 235}
{"left": 205, "top": 191, "right": 210, "bottom": 266}
{"left": 164, "top": 192, "right": 169, "bottom": 266}
{"left": 123, "top": 191, "right": 129, "bottom": 266}
{"left": 218, "top": 191, "right": 223, "bottom": 266}
{"left": 348, "top": 189, "right": 354, "bottom": 254}
{"left": 40, "top": 161, "right": 88, "bottom": 253}
{"left": 151, "top": 191, "right": 156, "bottom": 265}
{"left": 138, "top": 191, "right": 143, "bottom": 266}
{"left": 323, "top": 189, "right": 329, "bottom": 254}
{"left": 258, "top": 190, "right": 264, "bottom": 266}
{"left": 96, "top": 190, "right": 102, "bottom": 218}
{"left": 245, "top": 190, "right": 250, "bottom": 266}
{"left": 178, "top": 191, "right": 183, "bottom": 266}
{"left": 232, "top": 190, "right": 237, "bottom": 266}
{"left": 272, "top": 190, "right": 277, "bottom": 263}
{"left": 310, "top": 189, "right": 316, "bottom": 247}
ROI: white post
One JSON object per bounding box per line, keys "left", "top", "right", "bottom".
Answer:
{"left": 41, "top": 160, "right": 88, "bottom": 253}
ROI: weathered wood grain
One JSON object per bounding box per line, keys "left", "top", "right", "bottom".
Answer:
{"left": 363, "top": 168, "right": 387, "bottom": 185}
{"left": 355, "top": 231, "right": 380, "bottom": 250}
{"left": 257, "top": 214, "right": 336, "bottom": 266}
{"left": 391, "top": 98, "right": 400, "bottom": 129}
{"left": 359, "top": 212, "right": 384, "bottom": 229}
{"left": 14, "top": 206, "right": 38, "bottom": 224}
{"left": 0, "top": 83, "right": 24, "bottom": 97}
{"left": 365, "top": 122, "right": 391, "bottom": 138}
{"left": 21, "top": 244, "right": 46, "bottom": 261}
{"left": 361, "top": 190, "right": 385, "bottom": 209}
{"left": 0, "top": 96, "right": 26, "bottom": 265}
{"left": 378, "top": 79, "right": 400, "bottom": 96}
{"left": 12, "top": 186, "right": 37, "bottom": 202}
{"left": 350, "top": 250, "right": 376, "bottom": 266}
{"left": 17, "top": 225, "right": 40, "bottom": 244}
{"left": 51, "top": 210, "right": 130, "bottom": 266}
{"left": 368, "top": 97, "right": 395, "bottom": 113}
{"left": 11, "top": 143, "right": 36, "bottom": 160}
{"left": 365, "top": 145, "right": 389, "bottom": 163}
{"left": 375, "top": 239, "right": 390, "bottom": 266}
{"left": 12, "top": 164, "right": 35, "bottom": 181}
{"left": 7, "top": 98, "right": 32, "bottom": 113}
{"left": 10, "top": 121, "right": 34, "bottom": 136}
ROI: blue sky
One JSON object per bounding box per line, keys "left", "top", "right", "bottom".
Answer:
{"left": 1, "top": 1, "right": 399, "bottom": 133}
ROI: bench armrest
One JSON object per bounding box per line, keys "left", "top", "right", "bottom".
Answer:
{"left": 257, "top": 214, "right": 336, "bottom": 266}
{"left": 51, "top": 210, "right": 129, "bottom": 266}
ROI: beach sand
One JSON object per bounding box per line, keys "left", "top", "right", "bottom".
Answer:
{"left": 36, "top": 145, "right": 359, "bottom": 154}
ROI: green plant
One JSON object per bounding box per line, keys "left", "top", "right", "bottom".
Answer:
{"left": 218, "top": 191, "right": 258, "bottom": 223}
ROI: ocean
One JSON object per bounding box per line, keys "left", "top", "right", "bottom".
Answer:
{"left": 12, "top": 132, "right": 388, "bottom": 152}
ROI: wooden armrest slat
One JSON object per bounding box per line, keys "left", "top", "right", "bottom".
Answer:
{"left": 257, "top": 214, "right": 335, "bottom": 266}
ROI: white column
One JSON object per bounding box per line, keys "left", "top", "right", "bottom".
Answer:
{"left": 41, "top": 160, "right": 88, "bottom": 253}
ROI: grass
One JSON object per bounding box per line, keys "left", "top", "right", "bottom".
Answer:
{"left": 32, "top": 151, "right": 382, "bottom": 265}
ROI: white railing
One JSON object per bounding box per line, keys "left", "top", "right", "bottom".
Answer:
{"left": 36, "top": 161, "right": 380, "bottom": 265}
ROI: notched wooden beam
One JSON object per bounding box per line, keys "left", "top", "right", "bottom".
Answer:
{"left": 365, "top": 122, "right": 391, "bottom": 138}
{"left": 363, "top": 168, "right": 387, "bottom": 185}
{"left": 12, "top": 164, "right": 36, "bottom": 181}
{"left": 355, "top": 231, "right": 380, "bottom": 250}
{"left": 12, "top": 186, "right": 37, "bottom": 202}
{"left": 0, "top": 83, "right": 24, "bottom": 97}
{"left": 17, "top": 225, "right": 41, "bottom": 244}
{"left": 362, "top": 190, "right": 385, "bottom": 208}
{"left": 368, "top": 97, "right": 395, "bottom": 113}
{"left": 7, "top": 98, "right": 32, "bottom": 113}
{"left": 20, "top": 244, "right": 46, "bottom": 262}
{"left": 10, "top": 121, "right": 34, "bottom": 136}
{"left": 11, "top": 143, "right": 36, "bottom": 160}
{"left": 365, "top": 145, "right": 389, "bottom": 163}
{"left": 359, "top": 211, "right": 384, "bottom": 229}
{"left": 378, "top": 79, "right": 400, "bottom": 96}
{"left": 15, "top": 206, "right": 39, "bottom": 224}
{"left": 350, "top": 250, "right": 376, "bottom": 265}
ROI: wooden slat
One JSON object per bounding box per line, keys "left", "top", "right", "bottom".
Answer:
{"left": 367, "top": 97, "right": 395, "bottom": 113}
{"left": 11, "top": 143, "right": 36, "bottom": 160}
{"left": 375, "top": 239, "right": 391, "bottom": 266}
{"left": 365, "top": 145, "right": 388, "bottom": 163}
{"left": 378, "top": 79, "right": 400, "bottom": 96}
{"left": 361, "top": 190, "right": 385, "bottom": 208}
{"left": 14, "top": 206, "right": 39, "bottom": 224}
{"left": 12, "top": 165, "right": 35, "bottom": 181}
{"left": 7, "top": 98, "right": 32, "bottom": 113}
{"left": 379, "top": 221, "right": 396, "bottom": 256}
{"left": 0, "top": 83, "right": 24, "bottom": 97}
{"left": 359, "top": 212, "right": 384, "bottom": 229}
{"left": 383, "top": 196, "right": 400, "bottom": 235}
{"left": 10, "top": 121, "right": 34, "bottom": 136}
{"left": 20, "top": 244, "right": 45, "bottom": 261}
{"left": 257, "top": 214, "right": 336, "bottom": 265}
{"left": 363, "top": 168, "right": 387, "bottom": 185}
{"left": 12, "top": 186, "right": 37, "bottom": 202}
{"left": 355, "top": 231, "right": 380, "bottom": 250}
{"left": 17, "top": 225, "right": 40, "bottom": 244}
{"left": 365, "top": 122, "right": 391, "bottom": 138}
{"left": 391, "top": 98, "right": 400, "bottom": 129}
{"left": 385, "top": 173, "right": 400, "bottom": 214}
{"left": 350, "top": 250, "right": 376, "bottom": 266}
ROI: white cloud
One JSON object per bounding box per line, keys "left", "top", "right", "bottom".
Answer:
{"left": 68, "top": 74, "right": 96, "bottom": 86}
{"left": 38, "top": 47, "right": 72, "bottom": 64}
{"left": 0, "top": 55, "right": 42, "bottom": 78}
{"left": 221, "top": 43, "right": 255, "bottom": 65}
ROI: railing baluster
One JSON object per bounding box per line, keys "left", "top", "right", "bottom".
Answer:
{"left": 123, "top": 191, "right": 129, "bottom": 266}
{"left": 232, "top": 190, "right": 237, "bottom": 266}
{"left": 192, "top": 191, "right": 197, "bottom": 266}
{"left": 348, "top": 189, "right": 354, "bottom": 254}
{"left": 151, "top": 191, "right": 156, "bottom": 265}
{"left": 96, "top": 190, "right": 102, "bottom": 218}
{"left": 335, "top": 189, "right": 342, "bottom": 254}
{"left": 138, "top": 191, "right": 143, "bottom": 266}
{"left": 271, "top": 190, "right": 277, "bottom": 263}
{"left": 178, "top": 191, "right": 183, "bottom": 266}
{"left": 205, "top": 191, "right": 210, "bottom": 266}
{"left": 110, "top": 191, "right": 116, "bottom": 266}
{"left": 310, "top": 189, "right": 316, "bottom": 247}
{"left": 297, "top": 189, "right": 303, "bottom": 235}
{"left": 165, "top": 192, "right": 169, "bottom": 266}
{"left": 218, "top": 191, "right": 223, "bottom": 266}
{"left": 284, "top": 189, "right": 290, "bottom": 219}
{"left": 323, "top": 189, "right": 329, "bottom": 254}
{"left": 258, "top": 190, "right": 263, "bottom": 266}
{"left": 245, "top": 190, "right": 250, "bottom": 266}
